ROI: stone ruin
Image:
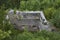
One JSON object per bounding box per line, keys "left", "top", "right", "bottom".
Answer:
{"left": 5, "top": 9, "right": 55, "bottom": 31}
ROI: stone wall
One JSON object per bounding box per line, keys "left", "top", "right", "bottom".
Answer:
{"left": 6, "top": 10, "right": 53, "bottom": 31}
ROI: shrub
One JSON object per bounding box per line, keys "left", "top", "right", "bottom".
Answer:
{"left": 0, "top": 30, "right": 11, "bottom": 40}
{"left": 50, "top": 9, "right": 60, "bottom": 28}
{"left": 44, "top": 7, "right": 56, "bottom": 20}
{"left": 8, "top": 31, "right": 60, "bottom": 40}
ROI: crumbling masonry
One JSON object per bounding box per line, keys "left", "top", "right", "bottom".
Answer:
{"left": 6, "top": 9, "right": 54, "bottom": 31}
